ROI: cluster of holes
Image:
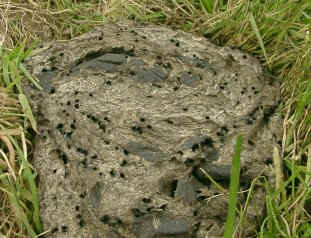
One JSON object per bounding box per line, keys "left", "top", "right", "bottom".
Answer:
{"left": 190, "top": 136, "right": 215, "bottom": 155}
{"left": 131, "top": 120, "right": 153, "bottom": 134}
{"left": 85, "top": 113, "right": 107, "bottom": 132}
{"left": 56, "top": 148, "right": 68, "bottom": 164}
{"left": 76, "top": 147, "right": 88, "bottom": 156}
{"left": 155, "top": 55, "right": 172, "bottom": 69}
{"left": 100, "top": 214, "right": 123, "bottom": 226}
{"left": 77, "top": 214, "right": 85, "bottom": 228}
{"left": 219, "top": 82, "right": 228, "bottom": 90}
{"left": 251, "top": 86, "right": 259, "bottom": 95}
{"left": 170, "top": 38, "right": 180, "bottom": 47}
{"left": 56, "top": 120, "right": 75, "bottom": 139}
{"left": 79, "top": 191, "right": 87, "bottom": 199}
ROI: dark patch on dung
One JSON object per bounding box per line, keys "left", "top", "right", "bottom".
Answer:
{"left": 263, "top": 105, "right": 278, "bottom": 123}
{"left": 38, "top": 71, "right": 58, "bottom": 92}
{"left": 192, "top": 163, "right": 231, "bottom": 185}
{"left": 73, "top": 53, "right": 128, "bottom": 73}
{"left": 126, "top": 142, "right": 167, "bottom": 162}
{"left": 179, "top": 72, "right": 201, "bottom": 87}
{"left": 174, "top": 177, "right": 203, "bottom": 202}
{"left": 134, "top": 67, "right": 168, "bottom": 83}
{"left": 134, "top": 214, "right": 192, "bottom": 238}
{"left": 159, "top": 178, "right": 178, "bottom": 197}
{"left": 89, "top": 182, "right": 104, "bottom": 208}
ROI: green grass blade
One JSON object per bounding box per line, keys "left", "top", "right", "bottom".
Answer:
{"left": 23, "top": 160, "right": 42, "bottom": 233}
{"left": 9, "top": 135, "right": 42, "bottom": 235}
{"left": 18, "top": 94, "right": 38, "bottom": 133}
{"left": 19, "top": 63, "right": 43, "bottom": 90}
{"left": 2, "top": 58, "right": 10, "bottom": 86}
{"left": 224, "top": 135, "right": 243, "bottom": 238}
{"left": 249, "top": 12, "right": 268, "bottom": 65}
{"left": 200, "top": 0, "right": 213, "bottom": 13}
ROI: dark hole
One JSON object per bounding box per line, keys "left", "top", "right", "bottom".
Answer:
{"left": 142, "top": 198, "right": 151, "bottom": 203}
{"left": 185, "top": 158, "right": 194, "bottom": 166}
{"left": 81, "top": 159, "right": 88, "bottom": 168}
{"left": 245, "top": 119, "right": 253, "bottom": 125}
{"left": 76, "top": 147, "right": 88, "bottom": 156}
{"left": 104, "top": 140, "right": 110, "bottom": 145}
{"left": 49, "top": 88, "right": 56, "bottom": 95}
{"left": 120, "top": 172, "right": 125, "bottom": 178}
{"left": 110, "top": 169, "right": 116, "bottom": 177}
{"left": 70, "top": 123, "right": 76, "bottom": 130}
{"left": 79, "top": 192, "right": 87, "bottom": 199}
{"left": 140, "top": 118, "right": 145, "bottom": 122}
{"left": 170, "top": 180, "right": 178, "bottom": 197}
{"left": 56, "top": 123, "right": 64, "bottom": 130}
{"left": 264, "top": 157, "right": 273, "bottom": 165}
{"left": 248, "top": 139, "right": 255, "bottom": 146}
{"left": 165, "top": 119, "right": 174, "bottom": 124}
{"left": 123, "top": 149, "right": 129, "bottom": 156}
{"left": 192, "top": 143, "right": 199, "bottom": 152}
{"left": 197, "top": 195, "right": 207, "bottom": 201}
{"left": 91, "top": 154, "right": 98, "bottom": 159}
{"left": 131, "top": 126, "right": 143, "bottom": 134}
{"left": 98, "top": 121, "right": 106, "bottom": 132}
{"left": 61, "top": 226, "right": 68, "bottom": 232}
{"left": 75, "top": 206, "right": 80, "bottom": 211}
{"left": 79, "top": 219, "right": 85, "bottom": 227}
{"left": 120, "top": 160, "right": 127, "bottom": 166}
{"left": 146, "top": 125, "right": 152, "bottom": 130}
{"left": 100, "top": 215, "right": 110, "bottom": 224}
{"left": 131, "top": 208, "right": 144, "bottom": 217}
{"left": 51, "top": 227, "right": 58, "bottom": 233}
{"left": 201, "top": 137, "right": 214, "bottom": 147}
{"left": 59, "top": 152, "right": 68, "bottom": 164}
{"left": 194, "top": 222, "right": 201, "bottom": 231}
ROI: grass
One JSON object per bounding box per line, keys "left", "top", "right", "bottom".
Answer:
{"left": 224, "top": 135, "right": 243, "bottom": 238}
{"left": 0, "top": 0, "right": 310, "bottom": 237}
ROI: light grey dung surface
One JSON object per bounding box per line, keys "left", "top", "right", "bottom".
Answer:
{"left": 24, "top": 21, "right": 282, "bottom": 238}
